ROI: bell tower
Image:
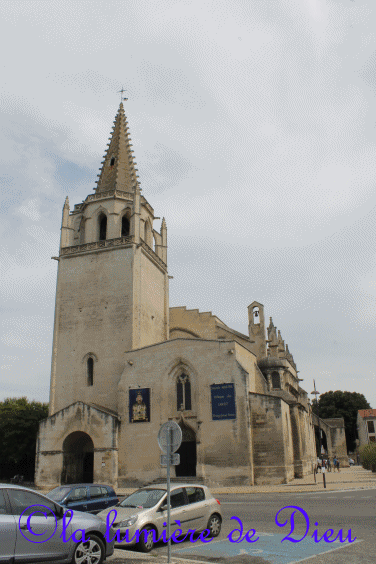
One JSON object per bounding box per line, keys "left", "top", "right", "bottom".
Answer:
{"left": 248, "top": 300, "right": 267, "bottom": 360}
{"left": 49, "top": 102, "right": 169, "bottom": 416}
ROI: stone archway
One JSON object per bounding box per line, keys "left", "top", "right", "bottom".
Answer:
{"left": 175, "top": 422, "right": 196, "bottom": 478}
{"left": 62, "top": 431, "right": 94, "bottom": 484}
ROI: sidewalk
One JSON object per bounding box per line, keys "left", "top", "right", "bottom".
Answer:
{"left": 115, "top": 466, "right": 376, "bottom": 496}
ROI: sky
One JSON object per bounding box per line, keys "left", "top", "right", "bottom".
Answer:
{"left": 1, "top": 0, "right": 376, "bottom": 409}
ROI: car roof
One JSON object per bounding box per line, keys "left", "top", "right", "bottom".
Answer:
{"left": 0, "top": 484, "right": 51, "bottom": 495}
{"left": 51, "top": 484, "right": 113, "bottom": 488}
{"left": 143, "top": 483, "right": 207, "bottom": 490}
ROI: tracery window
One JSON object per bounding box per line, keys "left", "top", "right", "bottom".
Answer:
{"left": 177, "top": 374, "right": 191, "bottom": 411}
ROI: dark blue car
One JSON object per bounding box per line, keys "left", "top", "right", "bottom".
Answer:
{"left": 47, "top": 483, "right": 119, "bottom": 514}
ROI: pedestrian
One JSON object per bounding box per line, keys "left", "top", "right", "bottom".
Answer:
{"left": 317, "top": 457, "right": 321, "bottom": 473}
{"left": 333, "top": 456, "right": 337, "bottom": 470}
{"left": 327, "top": 457, "right": 331, "bottom": 472}
{"left": 336, "top": 459, "right": 340, "bottom": 472}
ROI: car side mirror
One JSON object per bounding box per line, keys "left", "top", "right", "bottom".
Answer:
{"left": 55, "top": 505, "right": 65, "bottom": 519}
{"left": 160, "top": 503, "right": 171, "bottom": 511}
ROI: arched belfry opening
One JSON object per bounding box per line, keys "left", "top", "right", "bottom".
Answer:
{"left": 253, "top": 306, "right": 260, "bottom": 324}
{"left": 61, "top": 432, "right": 94, "bottom": 484}
{"left": 271, "top": 371, "right": 281, "bottom": 389}
{"left": 99, "top": 213, "right": 107, "bottom": 241}
{"left": 175, "top": 421, "right": 196, "bottom": 478}
{"left": 121, "top": 215, "right": 130, "bottom": 237}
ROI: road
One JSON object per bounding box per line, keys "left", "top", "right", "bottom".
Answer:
{"left": 111, "top": 487, "right": 376, "bottom": 564}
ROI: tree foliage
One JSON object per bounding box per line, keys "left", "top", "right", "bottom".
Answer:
{"left": 0, "top": 397, "right": 49, "bottom": 481}
{"left": 360, "top": 444, "right": 376, "bottom": 472}
{"left": 312, "top": 390, "right": 371, "bottom": 452}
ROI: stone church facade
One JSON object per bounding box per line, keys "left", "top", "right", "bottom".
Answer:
{"left": 35, "top": 103, "right": 347, "bottom": 488}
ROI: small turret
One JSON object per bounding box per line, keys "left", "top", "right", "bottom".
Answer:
{"left": 60, "top": 197, "right": 71, "bottom": 249}
{"left": 161, "top": 217, "right": 167, "bottom": 264}
{"left": 267, "top": 317, "right": 279, "bottom": 357}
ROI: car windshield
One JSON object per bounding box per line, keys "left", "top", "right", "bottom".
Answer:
{"left": 47, "top": 487, "right": 72, "bottom": 502}
{"left": 119, "top": 489, "right": 165, "bottom": 509}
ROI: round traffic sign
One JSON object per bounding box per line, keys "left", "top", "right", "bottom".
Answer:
{"left": 158, "top": 421, "right": 182, "bottom": 454}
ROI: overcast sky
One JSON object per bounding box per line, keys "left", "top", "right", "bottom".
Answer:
{"left": 1, "top": 0, "right": 376, "bottom": 409}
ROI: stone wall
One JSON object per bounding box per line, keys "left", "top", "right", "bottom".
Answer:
{"left": 117, "top": 339, "right": 257, "bottom": 487}
{"left": 35, "top": 402, "right": 119, "bottom": 488}
{"left": 250, "top": 393, "right": 294, "bottom": 484}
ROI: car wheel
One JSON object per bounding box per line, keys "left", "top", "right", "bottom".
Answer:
{"left": 72, "top": 534, "right": 105, "bottom": 564}
{"left": 207, "top": 514, "right": 222, "bottom": 537}
{"left": 138, "top": 526, "right": 156, "bottom": 552}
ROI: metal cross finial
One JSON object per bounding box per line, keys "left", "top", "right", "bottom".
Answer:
{"left": 117, "top": 87, "right": 128, "bottom": 102}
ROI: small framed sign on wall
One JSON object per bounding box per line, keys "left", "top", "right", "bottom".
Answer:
{"left": 211, "top": 383, "right": 236, "bottom": 420}
{"left": 129, "top": 388, "right": 150, "bottom": 423}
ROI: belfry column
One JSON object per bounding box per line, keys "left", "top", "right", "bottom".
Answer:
{"left": 133, "top": 183, "right": 141, "bottom": 244}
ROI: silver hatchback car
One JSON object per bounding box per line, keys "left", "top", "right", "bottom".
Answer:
{"left": 98, "top": 483, "right": 222, "bottom": 552}
{"left": 0, "top": 484, "right": 115, "bottom": 563}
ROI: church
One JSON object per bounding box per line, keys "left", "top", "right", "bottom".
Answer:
{"left": 35, "top": 102, "right": 347, "bottom": 488}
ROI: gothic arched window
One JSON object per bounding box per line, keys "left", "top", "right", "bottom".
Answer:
{"left": 177, "top": 374, "right": 191, "bottom": 411}
{"left": 87, "top": 357, "right": 94, "bottom": 386}
{"left": 122, "top": 215, "right": 130, "bottom": 237}
{"left": 99, "top": 214, "right": 107, "bottom": 241}
{"left": 271, "top": 371, "right": 281, "bottom": 389}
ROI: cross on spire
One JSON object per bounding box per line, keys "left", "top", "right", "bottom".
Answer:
{"left": 117, "top": 86, "right": 128, "bottom": 103}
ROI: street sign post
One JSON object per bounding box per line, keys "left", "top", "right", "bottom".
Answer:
{"left": 158, "top": 422, "right": 182, "bottom": 563}
{"left": 160, "top": 453, "right": 180, "bottom": 466}
{"left": 158, "top": 421, "right": 182, "bottom": 453}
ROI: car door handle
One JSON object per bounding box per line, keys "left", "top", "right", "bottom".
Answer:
{"left": 20, "top": 524, "right": 31, "bottom": 530}
{"left": 83, "top": 505, "right": 87, "bottom": 509}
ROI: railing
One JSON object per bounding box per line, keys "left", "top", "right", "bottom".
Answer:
{"left": 60, "top": 235, "right": 167, "bottom": 269}
{"left": 60, "top": 236, "right": 133, "bottom": 256}
{"left": 140, "top": 240, "right": 166, "bottom": 269}
{"left": 73, "top": 189, "right": 134, "bottom": 210}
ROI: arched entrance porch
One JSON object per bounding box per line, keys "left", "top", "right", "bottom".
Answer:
{"left": 175, "top": 422, "right": 197, "bottom": 478}
{"left": 61, "top": 431, "right": 94, "bottom": 484}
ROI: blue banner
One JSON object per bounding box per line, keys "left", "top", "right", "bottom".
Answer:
{"left": 211, "top": 383, "right": 236, "bottom": 420}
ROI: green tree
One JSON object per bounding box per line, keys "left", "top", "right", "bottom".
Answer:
{"left": 312, "top": 390, "right": 371, "bottom": 452}
{"left": 360, "top": 444, "right": 376, "bottom": 472}
{"left": 0, "top": 397, "right": 49, "bottom": 481}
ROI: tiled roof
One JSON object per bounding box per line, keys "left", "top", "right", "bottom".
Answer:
{"left": 358, "top": 409, "right": 376, "bottom": 418}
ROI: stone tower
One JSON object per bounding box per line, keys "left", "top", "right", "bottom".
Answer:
{"left": 49, "top": 102, "right": 169, "bottom": 417}
{"left": 248, "top": 301, "right": 266, "bottom": 360}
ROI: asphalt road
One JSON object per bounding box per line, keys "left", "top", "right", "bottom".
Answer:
{"left": 111, "top": 487, "right": 376, "bottom": 564}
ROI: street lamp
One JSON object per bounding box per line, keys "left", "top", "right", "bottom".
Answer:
{"left": 311, "top": 379, "right": 322, "bottom": 457}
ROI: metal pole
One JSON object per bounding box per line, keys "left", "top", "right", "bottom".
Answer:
{"left": 167, "top": 428, "right": 171, "bottom": 563}
{"left": 322, "top": 466, "right": 326, "bottom": 489}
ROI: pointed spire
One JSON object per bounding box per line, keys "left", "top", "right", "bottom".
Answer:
{"left": 64, "top": 196, "right": 70, "bottom": 208}
{"left": 95, "top": 102, "right": 140, "bottom": 193}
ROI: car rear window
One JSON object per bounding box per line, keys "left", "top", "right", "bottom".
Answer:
{"left": 186, "top": 487, "right": 205, "bottom": 503}
{"left": 89, "top": 486, "right": 102, "bottom": 499}
{"left": 0, "top": 490, "right": 7, "bottom": 514}
{"left": 68, "top": 487, "right": 87, "bottom": 501}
